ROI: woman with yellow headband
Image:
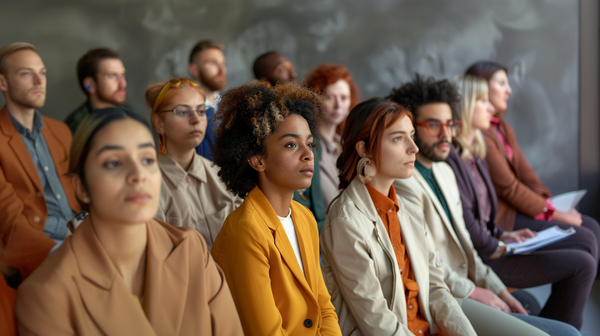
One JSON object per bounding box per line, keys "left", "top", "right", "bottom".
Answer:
{"left": 146, "top": 78, "right": 241, "bottom": 250}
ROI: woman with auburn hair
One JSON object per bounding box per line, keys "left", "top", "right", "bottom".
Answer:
{"left": 447, "top": 75, "right": 594, "bottom": 331}
{"left": 211, "top": 80, "right": 342, "bottom": 336}
{"left": 146, "top": 78, "right": 241, "bottom": 250}
{"left": 15, "top": 107, "right": 243, "bottom": 335}
{"left": 465, "top": 62, "right": 600, "bottom": 249}
{"left": 320, "top": 98, "right": 476, "bottom": 336}
{"left": 305, "top": 64, "right": 359, "bottom": 210}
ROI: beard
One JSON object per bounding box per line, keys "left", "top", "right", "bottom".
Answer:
{"left": 200, "top": 71, "right": 226, "bottom": 92}
{"left": 8, "top": 85, "right": 45, "bottom": 109}
{"left": 415, "top": 136, "right": 450, "bottom": 162}
{"left": 97, "top": 87, "right": 126, "bottom": 106}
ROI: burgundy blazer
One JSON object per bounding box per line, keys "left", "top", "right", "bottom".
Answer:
{"left": 481, "top": 118, "right": 551, "bottom": 231}
{"left": 0, "top": 106, "right": 81, "bottom": 280}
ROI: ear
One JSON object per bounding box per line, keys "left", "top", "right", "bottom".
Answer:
{"left": 188, "top": 63, "right": 199, "bottom": 81}
{"left": 83, "top": 77, "right": 95, "bottom": 94}
{"left": 152, "top": 114, "right": 164, "bottom": 134}
{"left": 355, "top": 140, "right": 369, "bottom": 158}
{"left": 73, "top": 174, "right": 89, "bottom": 205}
{"left": 247, "top": 155, "right": 266, "bottom": 173}
{"left": 0, "top": 73, "right": 7, "bottom": 93}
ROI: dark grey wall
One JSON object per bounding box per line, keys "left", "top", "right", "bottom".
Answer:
{"left": 0, "top": 0, "right": 582, "bottom": 196}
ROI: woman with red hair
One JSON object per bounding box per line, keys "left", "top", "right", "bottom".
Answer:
{"left": 305, "top": 64, "right": 359, "bottom": 210}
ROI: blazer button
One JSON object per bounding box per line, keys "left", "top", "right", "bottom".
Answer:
{"left": 33, "top": 216, "right": 40, "bottom": 223}
{"left": 304, "top": 319, "right": 313, "bottom": 328}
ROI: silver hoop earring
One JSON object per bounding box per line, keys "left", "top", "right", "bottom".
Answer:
{"left": 356, "top": 157, "right": 375, "bottom": 184}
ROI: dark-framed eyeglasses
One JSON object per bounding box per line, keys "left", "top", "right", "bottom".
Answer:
{"left": 157, "top": 105, "right": 207, "bottom": 119}
{"left": 415, "top": 120, "right": 463, "bottom": 137}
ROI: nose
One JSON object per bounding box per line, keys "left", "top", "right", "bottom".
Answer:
{"left": 440, "top": 124, "right": 452, "bottom": 139}
{"left": 126, "top": 159, "right": 147, "bottom": 185}
{"left": 220, "top": 63, "right": 227, "bottom": 75}
{"left": 506, "top": 83, "right": 512, "bottom": 96}
{"left": 302, "top": 143, "right": 314, "bottom": 161}
{"left": 290, "top": 68, "right": 297, "bottom": 80}
{"left": 33, "top": 72, "right": 43, "bottom": 85}
{"left": 408, "top": 137, "right": 419, "bottom": 154}
{"left": 333, "top": 96, "right": 341, "bottom": 109}
{"left": 119, "top": 75, "right": 127, "bottom": 89}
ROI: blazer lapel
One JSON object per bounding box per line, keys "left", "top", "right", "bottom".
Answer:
{"left": 248, "top": 188, "right": 312, "bottom": 293}
{"left": 72, "top": 218, "right": 157, "bottom": 336}
{"left": 413, "top": 170, "right": 461, "bottom": 246}
{"left": 144, "top": 220, "right": 189, "bottom": 335}
{"left": 41, "top": 122, "right": 69, "bottom": 171}
{"left": 0, "top": 108, "right": 43, "bottom": 193}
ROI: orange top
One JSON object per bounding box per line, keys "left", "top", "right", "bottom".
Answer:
{"left": 0, "top": 273, "right": 17, "bottom": 336}
{"left": 366, "top": 184, "right": 431, "bottom": 336}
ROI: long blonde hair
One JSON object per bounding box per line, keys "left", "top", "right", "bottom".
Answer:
{"left": 453, "top": 75, "right": 489, "bottom": 160}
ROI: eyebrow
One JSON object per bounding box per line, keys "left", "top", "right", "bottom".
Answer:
{"left": 95, "top": 142, "right": 155, "bottom": 157}
{"left": 16, "top": 67, "right": 46, "bottom": 72}
{"left": 279, "top": 133, "right": 313, "bottom": 140}
{"left": 425, "top": 117, "right": 453, "bottom": 122}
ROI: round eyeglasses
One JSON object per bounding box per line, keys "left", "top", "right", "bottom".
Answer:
{"left": 157, "top": 105, "right": 207, "bottom": 119}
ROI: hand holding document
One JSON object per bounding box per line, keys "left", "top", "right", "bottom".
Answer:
{"left": 506, "top": 226, "right": 576, "bottom": 255}
{"left": 552, "top": 190, "right": 587, "bottom": 213}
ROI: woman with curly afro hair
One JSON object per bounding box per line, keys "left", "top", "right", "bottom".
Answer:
{"left": 211, "top": 80, "right": 342, "bottom": 336}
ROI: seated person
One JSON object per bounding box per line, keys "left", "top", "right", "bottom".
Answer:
{"left": 465, "top": 61, "right": 600, "bottom": 250}
{"left": 320, "top": 98, "right": 476, "bottom": 336}
{"left": 188, "top": 40, "right": 227, "bottom": 161}
{"left": 16, "top": 107, "right": 243, "bottom": 335}
{"left": 253, "top": 52, "right": 326, "bottom": 230}
{"left": 390, "top": 75, "right": 581, "bottom": 335}
{"left": 305, "top": 64, "right": 359, "bottom": 211}
{"left": 64, "top": 48, "right": 135, "bottom": 134}
{"left": 211, "top": 81, "right": 341, "bottom": 336}
{"left": 0, "top": 42, "right": 81, "bottom": 281}
{"left": 146, "top": 78, "right": 241, "bottom": 250}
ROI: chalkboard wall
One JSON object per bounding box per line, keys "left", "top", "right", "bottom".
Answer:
{"left": 0, "top": 0, "right": 579, "bottom": 195}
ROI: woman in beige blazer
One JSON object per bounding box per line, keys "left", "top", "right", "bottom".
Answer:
{"left": 146, "top": 78, "right": 241, "bottom": 250}
{"left": 15, "top": 107, "right": 243, "bottom": 336}
{"left": 320, "top": 98, "right": 476, "bottom": 336}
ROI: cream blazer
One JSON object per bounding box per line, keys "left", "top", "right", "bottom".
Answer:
{"left": 394, "top": 162, "right": 505, "bottom": 300}
{"left": 320, "top": 178, "right": 476, "bottom": 336}
{"left": 156, "top": 153, "right": 242, "bottom": 250}
{"left": 15, "top": 218, "right": 243, "bottom": 336}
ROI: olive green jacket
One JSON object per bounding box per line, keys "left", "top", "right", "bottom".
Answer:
{"left": 64, "top": 100, "right": 136, "bottom": 134}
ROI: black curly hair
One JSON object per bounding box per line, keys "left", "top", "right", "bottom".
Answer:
{"left": 386, "top": 74, "right": 460, "bottom": 120}
{"left": 213, "top": 80, "right": 324, "bottom": 198}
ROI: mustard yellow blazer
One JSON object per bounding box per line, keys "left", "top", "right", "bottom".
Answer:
{"left": 212, "top": 186, "right": 341, "bottom": 336}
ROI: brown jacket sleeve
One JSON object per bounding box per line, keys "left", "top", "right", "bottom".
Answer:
{"left": 482, "top": 125, "right": 547, "bottom": 219}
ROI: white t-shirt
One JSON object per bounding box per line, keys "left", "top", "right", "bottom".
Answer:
{"left": 278, "top": 208, "right": 305, "bottom": 275}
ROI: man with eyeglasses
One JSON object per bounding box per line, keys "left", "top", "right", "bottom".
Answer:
{"left": 64, "top": 48, "right": 135, "bottom": 134}
{"left": 385, "top": 75, "right": 576, "bottom": 336}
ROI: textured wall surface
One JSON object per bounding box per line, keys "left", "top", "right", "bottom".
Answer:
{"left": 0, "top": 0, "right": 579, "bottom": 194}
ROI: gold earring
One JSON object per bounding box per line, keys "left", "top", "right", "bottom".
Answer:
{"left": 357, "top": 157, "right": 375, "bottom": 184}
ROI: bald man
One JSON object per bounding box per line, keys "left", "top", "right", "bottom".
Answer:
{"left": 253, "top": 51, "right": 298, "bottom": 86}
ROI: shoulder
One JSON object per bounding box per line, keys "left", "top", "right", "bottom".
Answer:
{"left": 42, "top": 115, "right": 70, "bottom": 133}
{"left": 216, "top": 200, "right": 267, "bottom": 243}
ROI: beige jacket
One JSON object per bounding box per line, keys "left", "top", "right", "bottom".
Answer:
{"left": 320, "top": 178, "right": 476, "bottom": 336}
{"left": 156, "top": 153, "right": 242, "bottom": 250}
{"left": 16, "top": 218, "right": 243, "bottom": 336}
{"left": 394, "top": 163, "right": 505, "bottom": 302}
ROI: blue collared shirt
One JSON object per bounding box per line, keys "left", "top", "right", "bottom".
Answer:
{"left": 8, "top": 110, "right": 76, "bottom": 241}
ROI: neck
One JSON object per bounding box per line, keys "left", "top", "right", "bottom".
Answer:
{"left": 165, "top": 143, "right": 195, "bottom": 171}
{"left": 367, "top": 175, "right": 393, "bottom": 197}
{"left": 257, "top": 177, "right": 294, "bottom": 217}
{"left": 89, "top": 95, "right": 116, "bottom": 109}
{"left": 5, "top": 100, "right": 35, "bottom": 130}
{"left": 198, "top": 83, "right": 216, "bottom": 104}
{"left": 467, "top": 130, "right": 476, "bottom": 146}
{"left": 416, "top": 153, "right": 433, "bottom": 169}
{"left": 89, "top": 210, "right": 147, "bottom": 295}
{"left": 319, "top": 122, "right": 337, "bottom": 143}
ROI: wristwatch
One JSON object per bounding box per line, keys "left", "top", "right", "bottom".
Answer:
{"left": 489, "top": 241, "right": 507, "bottom": 260}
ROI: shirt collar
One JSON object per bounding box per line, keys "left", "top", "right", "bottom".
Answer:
{"left": 415, "top": 160, "right": 434, "bottom": 180}
{"left": 158, "top": 152, "right": 207, "bottom": 187}
{"left": 365, "top": 183, "right": 399, "bottom": 214}
{"left": 7, "top": 109, "right": 44, "bottom": 137}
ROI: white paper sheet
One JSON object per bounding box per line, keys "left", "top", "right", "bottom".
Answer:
{"left": 551, "top": 190, "right": 587, "bottom": 213}
{"left": 506, "top": 226, "right": 576, "bottom": 255}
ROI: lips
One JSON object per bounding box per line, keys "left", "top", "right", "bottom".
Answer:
{"left": 300, "top": 166, "right": 314, "bottom": 176}
{"left": 404, "top": 160, "right": 415, "bottom": 166}
{"left": 125, "top": 191, "right": 151, "bottom": 203}
{"left": 437, "top": 143, "right": 449, "bottom": 150}
{"left": 189, "top": 130, "right": 203, "bottom": 136}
